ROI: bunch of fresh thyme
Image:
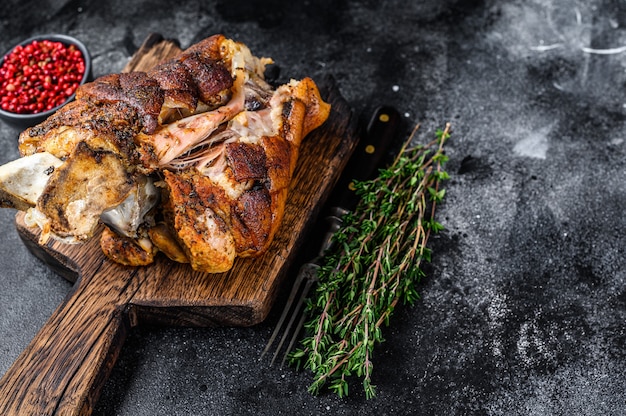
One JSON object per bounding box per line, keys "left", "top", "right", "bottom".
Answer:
{"left": 289, "top": 123, "right": 451, "bottom": 399}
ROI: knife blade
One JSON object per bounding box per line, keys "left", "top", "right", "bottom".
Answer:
{"left": 263, "top": 105, "right": 402, "bottom": 365}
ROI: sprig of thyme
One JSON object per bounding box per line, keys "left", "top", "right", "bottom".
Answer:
{"left": 289, "top": 123, "right": 451, "bottom": 399}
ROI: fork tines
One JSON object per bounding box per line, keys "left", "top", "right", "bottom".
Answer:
{"left": 261, "top": 261, "right": 319, "bottom": 367}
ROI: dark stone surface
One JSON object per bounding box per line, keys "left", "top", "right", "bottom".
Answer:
{"left": 1, "top": 0, "right": 625, "bottom": 414}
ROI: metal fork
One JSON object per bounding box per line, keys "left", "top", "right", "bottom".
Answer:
{"left": 261, "top": 105, "right": 402, "bottom": 367}
{"left": 261, "top": 208, "right": 345, "bottom": 367}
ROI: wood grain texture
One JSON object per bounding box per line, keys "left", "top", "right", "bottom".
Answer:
{"left": 0, "top": 33, "right": 359, "bottom": 415}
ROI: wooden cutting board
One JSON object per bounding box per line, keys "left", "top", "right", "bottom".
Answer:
{"left": 0, "top": 33, "right": 359, "bottom": 416}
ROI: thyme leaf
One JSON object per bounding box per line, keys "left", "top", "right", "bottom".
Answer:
{"left": 289, "top": 123, "right": 451, "bottom": 398}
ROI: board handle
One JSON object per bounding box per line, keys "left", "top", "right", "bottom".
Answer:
{"left": 0, "top": 244, "right": 142, "bottom": 416}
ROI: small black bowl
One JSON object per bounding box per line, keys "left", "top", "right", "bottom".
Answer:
{"left": 0, "top": 34, "right": 93, "bottom": 130}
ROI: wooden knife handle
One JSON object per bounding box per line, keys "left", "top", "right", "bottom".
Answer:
{"left": 0, "top": 243, "right": 145, "bottom": 416}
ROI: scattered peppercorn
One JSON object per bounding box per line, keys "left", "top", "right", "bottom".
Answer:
{"left": 0, "top": 39, "right": 85, "bottom": 114}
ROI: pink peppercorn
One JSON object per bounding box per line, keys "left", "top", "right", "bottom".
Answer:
{"left": 0, "top": 39, "right": 85, "bottom": 114}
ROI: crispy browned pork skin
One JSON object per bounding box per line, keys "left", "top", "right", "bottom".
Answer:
{"left": 1, "top": 34, "right": 330, "bottom": 273}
